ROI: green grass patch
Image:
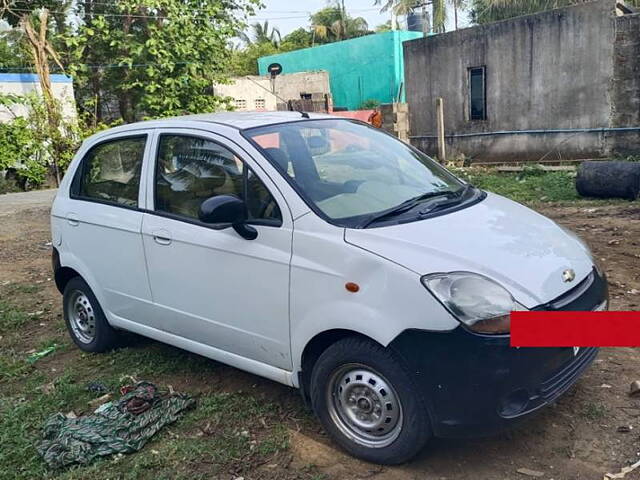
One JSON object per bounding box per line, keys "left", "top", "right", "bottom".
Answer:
{"left": 454, "top": 167, "right": 581, "bottom": 203}
{"left": 580, "top": 402, "right": 608, "bottom": 421}
{"left": 0, "top": 291, "right": 304, "bottom": 480}
{"left": 0, "top": 299, "right": 32, "bottom": 334}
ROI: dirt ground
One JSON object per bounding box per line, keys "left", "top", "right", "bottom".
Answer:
{"left": 1, "top": 192, "right": 640, "bottom": 480}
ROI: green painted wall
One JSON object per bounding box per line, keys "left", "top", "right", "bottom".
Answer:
{"left": 258, "top": 31, "right": 423, "bottom": 111}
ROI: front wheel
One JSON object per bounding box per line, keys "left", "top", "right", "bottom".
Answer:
{"left": 309, "top": 337, "right": 431, "bottom": 464}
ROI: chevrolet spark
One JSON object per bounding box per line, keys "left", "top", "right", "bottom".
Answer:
{"left": 51, "top": 112, "right": 608, "bottom": 464}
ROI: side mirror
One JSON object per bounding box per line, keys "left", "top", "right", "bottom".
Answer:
{"left": 198, "top": 195, "right": 258, "bottom": 240}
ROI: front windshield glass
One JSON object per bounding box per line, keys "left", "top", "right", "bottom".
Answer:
{"left": 245, "top": 119, "right": 464, "bottom": 225}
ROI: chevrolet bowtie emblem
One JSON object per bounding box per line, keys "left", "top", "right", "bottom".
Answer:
{"left": 562, "top": 269, "right": 576, "bottom": 283}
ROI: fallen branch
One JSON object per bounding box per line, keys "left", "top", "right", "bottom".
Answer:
{"left": 604, "top": 459, "right": 640, "bottom": 479}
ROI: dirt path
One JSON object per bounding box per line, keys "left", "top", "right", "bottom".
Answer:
{"left": 0, "top": 189, "right": 56, "bottom": 216}
{"left": 1, "top": 195, "right": 639, "bottom": 480}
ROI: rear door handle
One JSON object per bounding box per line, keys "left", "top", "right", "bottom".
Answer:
{"left": 66, "top": 213, "right": 80, "bottom": 227}
{"left": 152, "top": 229, "right": 172, "bottom": 246}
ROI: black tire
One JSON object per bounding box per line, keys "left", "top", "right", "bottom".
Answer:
{"left": 63, "top": 277, "right": 119, "bottom": 353}
{"left": 309, "top": 337, "right": 431, "bottom": 464}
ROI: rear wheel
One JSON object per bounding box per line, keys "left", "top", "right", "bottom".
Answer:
{"left": 310, "top": 337, "right": 431, "bottom": 464}
{"left": 63, "top": 277, "right": 118, "bottom": 352}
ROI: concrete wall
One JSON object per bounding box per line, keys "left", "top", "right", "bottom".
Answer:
{"left": 404, "top": 0, "right": 638, "bottom": 162}
{"left": 0, "top": 73, "right": 76, "bottom": 123}
{"left": 213, "top": 71, "right": 330, "bottom": 112}
{"left": 258, "top": 31, "right": 423, "bottom": 111}
{"left": 611, "top": 12, "right": 640, "bottom": 156}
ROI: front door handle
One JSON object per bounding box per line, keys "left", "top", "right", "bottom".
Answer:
{"left": 152, "top": 229, "right": 172, "bottom": 246}
{"left": 66, "top": 213, "right": 80, "bottom": 227}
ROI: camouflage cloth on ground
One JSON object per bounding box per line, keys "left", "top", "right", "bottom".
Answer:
{"left": 37, "top": 381, "right": 195, "bottom": 468}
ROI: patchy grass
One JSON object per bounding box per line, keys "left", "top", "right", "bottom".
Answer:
{"left": 580, "top": 402, "right": 608, "bottom": 421}
{"left": 453, "top": 166, "right": 580, "bottom": 203}
{"left": 452, "top": 165, "right": 629, "bottom": 205}
{"left": 0, "top": 282, "right": 317, "bottom": 480}
{"left": 0, "top": 299, "right": 31, "bottom": 333}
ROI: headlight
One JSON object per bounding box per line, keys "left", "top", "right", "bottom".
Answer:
{"left": 421, "top": 272, "right": 526, "bottom": 334}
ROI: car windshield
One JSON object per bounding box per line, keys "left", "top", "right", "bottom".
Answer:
{"left": 245, "top": 119, "right": 465, "bottom": 227}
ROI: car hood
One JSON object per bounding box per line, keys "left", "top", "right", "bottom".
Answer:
{"left": 344, "top": 192, "right": 594, "bottom": 308}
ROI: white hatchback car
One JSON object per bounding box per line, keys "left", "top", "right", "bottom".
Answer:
{"left": 51, "top": 112, "right": 608, "bottom": 464}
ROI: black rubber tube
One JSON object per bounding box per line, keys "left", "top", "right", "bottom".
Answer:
{"left": 576, "top": 161, "right": 640, "bottom": 200}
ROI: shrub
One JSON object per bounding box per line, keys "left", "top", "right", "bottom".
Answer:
{"left": 0, "top": 93, "right": 82, "bottom": 189}
{"left": 360, "top": 98, "right": 381, "bottom": 110}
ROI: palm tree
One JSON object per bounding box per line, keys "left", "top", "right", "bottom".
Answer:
{"left": 311, "top": 4, "right": 369, "bottom": 44}
{"left": 249, "top": 20, "right": 281, "bottom": 47}
{"left": 327, "top": 0, "right": 348, "bottom": 40}
{"left": 470, "top": 0, "right": 637, "bottom": 24}
{"left": 374, "top": 0, "right": 466, "bottom": 33}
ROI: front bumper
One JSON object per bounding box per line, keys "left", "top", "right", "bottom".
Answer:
{"left": 389, "top": 268, "right": 607, "bottom": 438}
{"left": 390, "top": 328, "right": 598, "bottom": 438}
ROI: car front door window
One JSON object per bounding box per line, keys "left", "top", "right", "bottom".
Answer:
{"left": 154, "top": 134, "right": 281, "bottom": 225}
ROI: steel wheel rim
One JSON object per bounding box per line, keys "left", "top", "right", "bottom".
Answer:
{"left": 327, "top": 363, "right": 403, "bottom": 448}
{"left": 67, "top": 290, "right": 96, "bottom": 344}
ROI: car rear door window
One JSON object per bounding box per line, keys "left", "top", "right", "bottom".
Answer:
{"left": 154, "top": 134, "right": 282, "bottom": 225}
{"left": 75, "top": 136, "right": 146, "bottom": 208}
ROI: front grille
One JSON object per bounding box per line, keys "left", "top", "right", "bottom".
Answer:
{"left": 539, "top": 347, "right": 598, "bottom": 402}
{"left": 534, "top": 268, "right": 608, "bottom": 312}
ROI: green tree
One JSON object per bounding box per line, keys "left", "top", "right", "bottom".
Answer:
{"left": 0, "top": 0, "right": 70, "bottom": 33}
{"left": 249, "top": 20, "right": 281, "bottom": 46}
{"left": 374, "top": 20, "right": 392, "bottom": 32}
{"left": 228, "top": 41, "right": 277, "bottom": 76}
{"left": 64, "top": 0, "right": 260, "bottom": 123}
{"left": 310, "top": 6, "right": 370, "bottom": 44}
{"left": 0, "top": 29, "right": 26, "bottom": 70}
{"left": 470, "top": 0, "right": 639, "bottom": 24}
{"left": 374, "top": 0, "right": 467, "bottom": 33}
{"left": 281, "top": 27, "right": 313, "bottom": 50}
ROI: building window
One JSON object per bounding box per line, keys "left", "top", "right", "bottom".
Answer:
{"left": 255, "top": 98, "right": 265, "bottom": 110}
{"left": 234, "top": 98, "right": 247, "bottom": 110}
{"left": 468, "top": 67, "right": 486, "bottom": 121}
{"left": 300, "top": 93, "right": 312, "bottom": 100}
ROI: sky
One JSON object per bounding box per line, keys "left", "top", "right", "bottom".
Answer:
{"left": 246, "top": 0, "right": 471, "bottom": 37}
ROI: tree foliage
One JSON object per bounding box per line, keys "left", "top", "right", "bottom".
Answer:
{"left": 310, "top": 5, "right": 370, "bottom": 43}
{"left": 0, "top": 28, "right": 30, "bottom": 71}
{"left": 246, "top": 20, "right": 281, "bottom": 46}
{"left": 228, "top": 41, "right": 278, "bottom": 76}
{"left": 0, "top": 93, "right": 80, "bottom": 187}
{"left": 470, "top": 0, "right": 639, "bottom": 24}
{"left": 374, "top": 0, "right": 467, "bottom": 33}
{"left": 61, "top": 0, "right": 260, "bottom": 123}
{"left": 229, "top": 4, "right": 371, "bottom": 76}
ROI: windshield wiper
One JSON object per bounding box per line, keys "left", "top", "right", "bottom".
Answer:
{"left": 359, "top": 190, "right": 458, "bottom": 228}
{"left": 417, "top": 184, "right": 474, "bottom": 216}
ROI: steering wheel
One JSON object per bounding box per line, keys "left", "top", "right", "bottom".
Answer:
{"left": 343, "top": 179, "right": 365, "bottom": 193}
{"left": 257, "top": 196, "right": 278, "bottom": 219}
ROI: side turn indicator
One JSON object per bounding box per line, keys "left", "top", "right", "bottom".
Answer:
{"left": 345, "top": 282, "right": 360, "bottom": 293}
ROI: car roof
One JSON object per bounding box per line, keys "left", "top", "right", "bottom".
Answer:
{"left": 99, "top": 111, "right": 341, "bottom": 135}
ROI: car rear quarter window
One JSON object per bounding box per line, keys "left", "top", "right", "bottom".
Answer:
{"left": 74, "top": 136, "right": 146, "bottom": 208}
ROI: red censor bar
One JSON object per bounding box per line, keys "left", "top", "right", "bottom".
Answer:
{"left": 511, "top": 311, "right": 640, "bottom": 347}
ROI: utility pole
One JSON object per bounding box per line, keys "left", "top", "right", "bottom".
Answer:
{"left": 436, "top": 97, "right": 446, "bottom": 164}
{"left": 454, "top": 0, "right": 459, "bottom": 30}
